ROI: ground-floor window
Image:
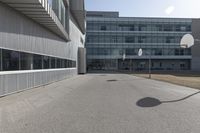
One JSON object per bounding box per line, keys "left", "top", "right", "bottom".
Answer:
{"left": 2, "top": 49, "right": 20, "bottom": 71}
{"left": 87, "top": 59, "right": 191, "bottom": 71}
{"left": 0, "top": 48, "right": 76, "bottom": 71}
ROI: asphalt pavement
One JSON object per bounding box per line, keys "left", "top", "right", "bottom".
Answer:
{"left": 0, "top": 73, "right": 200, "bottom": 133}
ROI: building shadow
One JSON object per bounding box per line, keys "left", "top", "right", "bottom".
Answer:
{"left": 136, "top": 91, "right": 200, "bottom": 108}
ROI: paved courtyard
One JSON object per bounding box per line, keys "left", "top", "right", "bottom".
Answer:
{"left": 0, "top": 73, "right": 200, "bottom": 133}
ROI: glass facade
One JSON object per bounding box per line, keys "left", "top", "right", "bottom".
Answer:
{"left": 0, "top": 48, "right": 76, "bottom": 71}
{"left": 86, "top": 12, "right": 192, "bottom": 71}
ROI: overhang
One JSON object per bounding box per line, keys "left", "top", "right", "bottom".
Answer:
{"left": 70, "top": 0, "right": 86, "bottom": 34}
{"left": 0, "top": 0, "right": 69, "bottom": 41}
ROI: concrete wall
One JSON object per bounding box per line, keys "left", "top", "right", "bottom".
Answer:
{"left": 0, "top": 2, "right": 85, "bottom": 96}
{"left": 191, "top": 19, "right": 200, "bottom": 71}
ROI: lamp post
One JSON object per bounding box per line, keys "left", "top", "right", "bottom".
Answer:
{"left": 149, "top": 50, "right": 152, "bottom": 79}
{"left": 138, "top": 48, "right": 152, "bottom": 79}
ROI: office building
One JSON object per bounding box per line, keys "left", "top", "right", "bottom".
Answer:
{"left": 86, "top": 11, "right": 193, "bottom": 71}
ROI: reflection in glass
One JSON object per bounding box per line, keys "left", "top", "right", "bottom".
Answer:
{"left": 33, "top": 55, "right": 42, "bottom": 69}
{"left": 2, "top": 49, "right": 20, "bottom": 71}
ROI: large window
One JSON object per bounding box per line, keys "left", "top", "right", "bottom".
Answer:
{"left": 43, "top": 56, "right": 50, "bottom": 69}
{"left": 20, "top": 52, "right": 31, "bottom": 70}
{"left": 2, "top": 49, "right": 20, "bottom": 71}
{"left": 57, "top": 58, "right": 61, "bottom": 68}
{"left": 125, "top": 36, "right": 135, "bottom": 43}
{"left": 51, "top": 57, "right": 56, "bottom": 69}
{"left": 0, "top": 49, "right": 76, "bottom": 72}
{"left": 33, "top": 55, "right": 43, "bottom": 69}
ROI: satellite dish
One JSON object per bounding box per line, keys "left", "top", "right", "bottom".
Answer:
{"left": 138, "top": 48, "right": 143, "bottom": 56}
{"left": 180, "top": 34, "right": 194, "bottom": 48}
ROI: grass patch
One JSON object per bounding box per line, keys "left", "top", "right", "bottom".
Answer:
{"left": 133, "top": 71, "right": 200, "bottom": 90}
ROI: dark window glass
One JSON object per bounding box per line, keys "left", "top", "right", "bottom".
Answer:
{"left": 2, "top": 49, "right": 20, "bottom": 71}
{"left": 57, "top": 58, "right": 61, "bottom": 68}
{"left": 69, "top": 60, "right": 72, "bottom": 68}
{"left": 155, "top": 49, "right": 162, "bottom": 55}
{"left": 61, "top": 59, "right": 65, "bottom": 68}
{"left": 156, "top": 24, "right": 162, "bottom": 31}
{"left": 180, "top": 49, "right": 184, "bottom": 55}
{"left": 65, "top": 60, "right": 68, "bottom": 68}
{"left": 186, "top": 25, "right": 191, "bottom": 31}
{"left": 72, "top": 61, "right": 76, "bottom": 68}
{"left": 125, "top": 36, "right": 135, "bottom": 43}
{"left": 129, "top": 25, "right": 135, "bottom": 31}
{"left": 160, "top": 62, "right": 162, "bottom": 67}
{"left": 175, "top": 49, "right": 179, "bottom": 55}
{"left": 163, "top": 24, "right": 172, "bottom": 31}
{"left": 100, "top": 25, "right": 106, "bottom": 31}
{"left": 43, "top": 56, "right": 50, "bottom": 69}
{"left": 139, "top": 24, "right": 146, "bottom": 31}
{"left": 33, "top": 55, "right": 42, "bottom": 69}
{"left": 51, "top": 57, "right": 56, "bottom": 69}
{"left": 126, "top": 48, "right": 136, "bottom": 55}
{"left": 20, "top": 52, "right": 31, "bottom": 70}
{"left": 138, "top": 36, "right": 146, "bottom": 43}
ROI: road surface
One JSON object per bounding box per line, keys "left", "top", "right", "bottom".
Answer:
{"left": 0, "top": 73, "right": 200, "bottom": 133}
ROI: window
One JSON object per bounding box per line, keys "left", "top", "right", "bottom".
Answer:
{"left": 125, "top": 36, "right": 135, "bottom": 43}
{"left": 166, "top": 36, "right": 175, "bottom": 43}
{"left": 156, "top": 24, "right": 162, "bottom": 31}
{"left": 20, "top": 52, "right": 31, "bottom": 70}
{"left": 186, "top": 25, "right": 191, "bottom": 31}
{"left": 43, "top": 56, "right": 50, "bottom": 69}
{"left": 175, "top": 49, "right": 179, "bottom": 55}
{"left": 180, "top": 49, "right": 184, "bottom": 55}
{"left": 100, "top": 25, "right": 107, "bottom": 31}
{"left": 0, "top": 49, "right": 76, "bottom": 71}
{"left": 51, "top": 57, "right": 56, "bottom": 68}
{"left": 139, "top": 24, "right": 146, "bottom": 31}
{"left": 155, "top": 49, "right": 162, "bottom": 55}
{"left": 57, "top": 58, "right": 61, "bottom": 68}
{"left": 33, "top": 55, "right": 42, "bottom": 69}
{"left": 2, "top": 49, "right": 20, "bottom": 71}
{"left": 61, "top": 59, "right": 65, "bottom": 68}
{"left": 138, "top": 36, "right": 146, "bottom": 43}
{"left": 159, "top": 62, "right": 162, "bottom": 67}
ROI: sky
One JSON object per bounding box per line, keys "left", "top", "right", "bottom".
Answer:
{"left": 85, "top": 0, "right": 200, "bottom": 18}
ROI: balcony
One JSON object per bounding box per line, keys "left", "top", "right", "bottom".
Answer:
{"left": 0, "top": 0, "right": 70, "bottom": 41}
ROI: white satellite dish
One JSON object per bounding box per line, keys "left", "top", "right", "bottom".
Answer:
{"left": 180, "top": 34, "right": 194, "bottom": 48}
{"left": 138, "top": 48, "right": 143, "bottom": 56}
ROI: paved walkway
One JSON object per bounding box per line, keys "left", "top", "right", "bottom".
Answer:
{"left": 0, "top": 74, "right": 200, "bottom": 133}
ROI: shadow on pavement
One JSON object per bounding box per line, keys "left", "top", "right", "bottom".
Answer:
{"left": 107, "top": 79, "right": 118, "bottom": 82}
{"left": 136, "top": 91, "right": 200, "bottom": 108}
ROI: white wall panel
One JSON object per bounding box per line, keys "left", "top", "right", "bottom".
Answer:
{"left": 0, "top": 69, "right": 77, "bottom": 97}
{"left": 0, "top": 2, "right": 84, "bottom": 96}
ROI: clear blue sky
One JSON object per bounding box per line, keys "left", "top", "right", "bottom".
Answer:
{"left": 85, "top": 0, "right": 200, "bottom": 18}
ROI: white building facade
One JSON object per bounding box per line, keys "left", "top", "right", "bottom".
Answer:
{"left": 0, "top": 0, "right": 86, "bottom": 96}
